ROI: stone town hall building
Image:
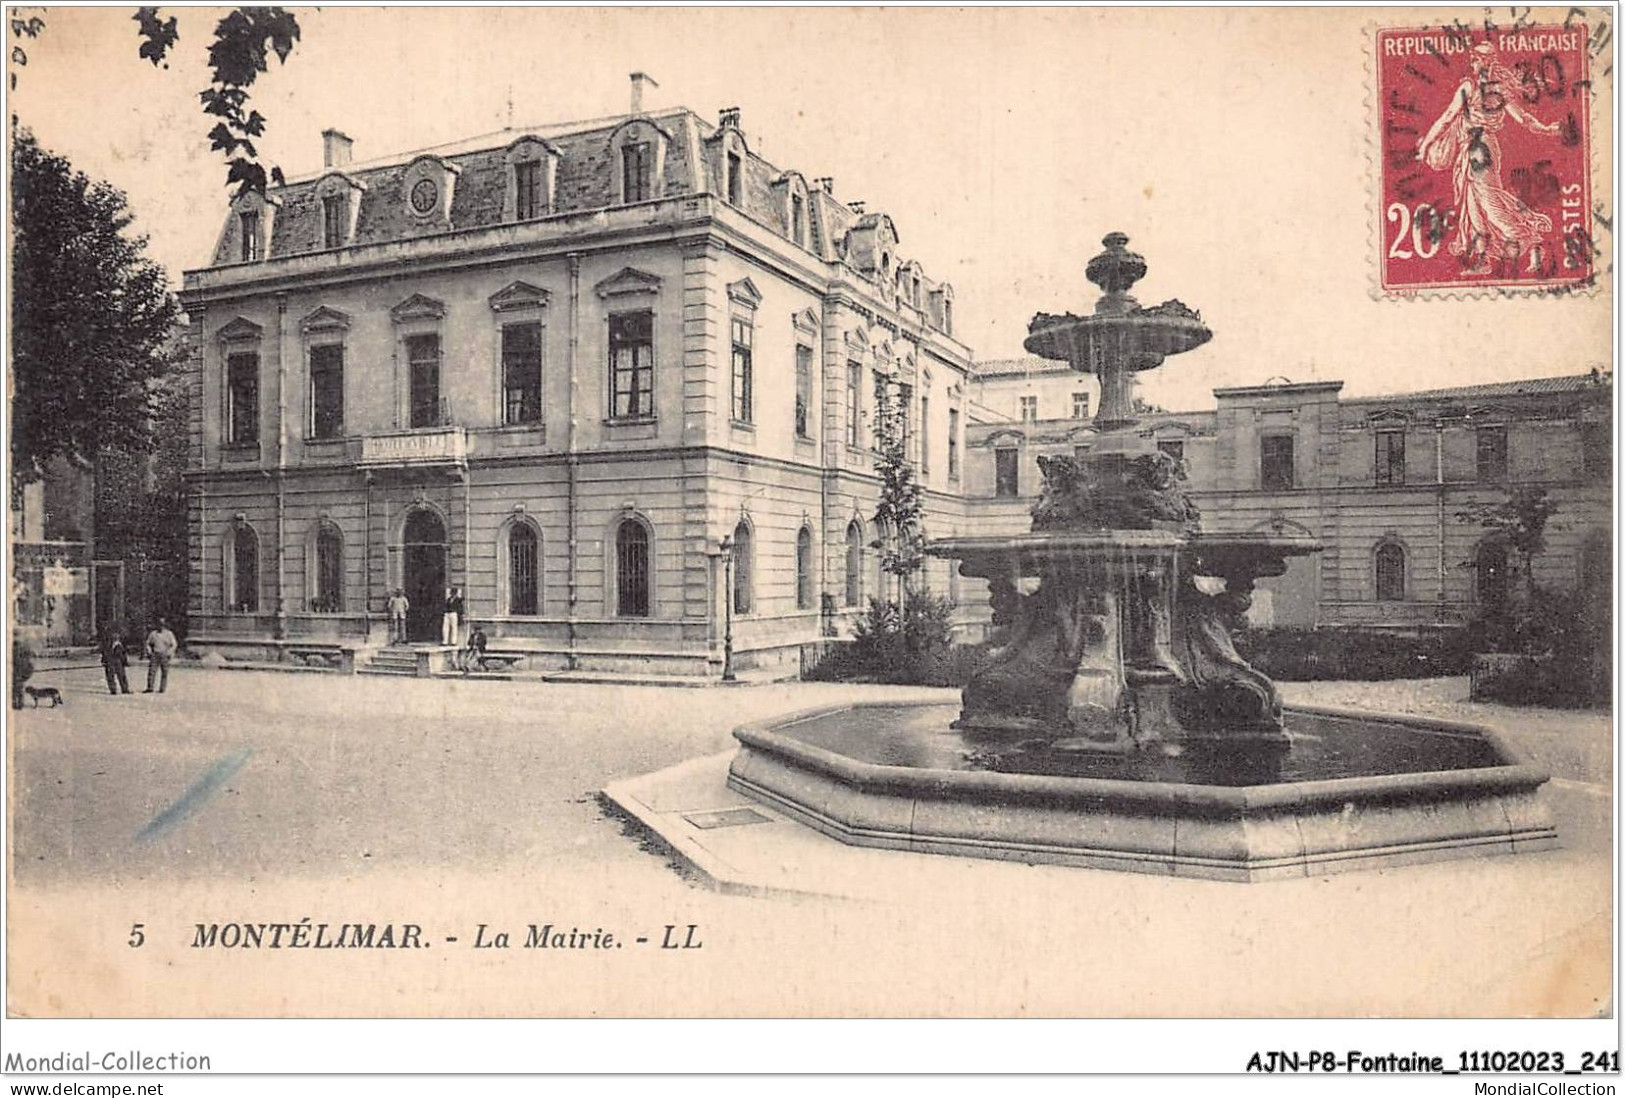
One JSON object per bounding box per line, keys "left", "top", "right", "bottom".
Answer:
{"left": 179, "top": 91, "right": 973, "bottom": 676}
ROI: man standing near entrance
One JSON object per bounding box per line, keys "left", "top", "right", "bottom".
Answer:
{"left": 387, "top": 588, "right": 410, "bottom": 644}
{"left": 100, "top": 622, "right": 130, "bottom": 695}
{"left": 143, "top": 618, "right": 178, "bottom": 694}
{"left": 442, "top": 586, "right": 463, "bottom": 647}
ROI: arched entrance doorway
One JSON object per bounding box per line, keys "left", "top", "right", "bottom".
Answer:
{"left": 402, "top": 509, "right": 447, "bottom": 642}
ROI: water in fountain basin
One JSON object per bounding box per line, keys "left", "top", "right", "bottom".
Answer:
{"left": 782, "top": 704, "right": 1503, "bottom": 787}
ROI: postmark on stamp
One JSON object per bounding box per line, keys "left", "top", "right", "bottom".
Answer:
{"left": 1375, "top": 19, "right": 1595, "bottom": 295}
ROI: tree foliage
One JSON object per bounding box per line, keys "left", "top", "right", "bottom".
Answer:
{"left": 871, "top": 377, "right": 926, "bottom": 597}
{"left": 7, "top": 12, "right": 43, "bottom": 92}
{"left": 134, "top": 6, "right": 300, "bottom": 196}
{"left": 10, "top": 9, "right": 299, "bottom": 196}
{"left": 11, "top": 129, "right": 179, "bottom": 497}
{"left": 1456, "top": 486, "right": 1560, "bottom": 568}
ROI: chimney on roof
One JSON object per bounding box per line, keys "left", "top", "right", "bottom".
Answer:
{"left": 718, "top": 106, "right": 741, "bottom": 130}
{"left": 813, "top": 176, "right": 834, "bottom": 196}
{"left": 322, "top": 129, "right": 353, "bottom": 170}
{"left": 630, "top": 71, "right": 659, "bottom": 115}
{"left": 847, "top": 200, "right": 866, "bottom": 214}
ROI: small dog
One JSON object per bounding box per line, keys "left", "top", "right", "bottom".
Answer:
{"left": 24, "top": 686, "right": 63, "bottom": 708}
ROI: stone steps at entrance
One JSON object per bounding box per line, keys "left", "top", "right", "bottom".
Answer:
{"left": 357, "top": 644, "right": 459, "bottom": 678}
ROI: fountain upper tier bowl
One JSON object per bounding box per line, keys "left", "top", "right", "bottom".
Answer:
{"left": 1024, "top": 301, "right": 1213, "bottom": 372}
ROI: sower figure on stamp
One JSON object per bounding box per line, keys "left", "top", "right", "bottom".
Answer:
{"left": 1416, "top": 41, "right": 1564, "bottom": 272}
{"left": 100, "top": 623, "right": 130, "bottom": 695}
{"left": 442, "top": 586, "right": 463, "bottom": 647}
{"left": 143, "top": 618, "right": 177, "bottom": 694}
{"left": 387, "top": 587, "right": 409, "bottom": 644}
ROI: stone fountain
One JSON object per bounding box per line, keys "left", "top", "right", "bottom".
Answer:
{"left": 935, "top": 232, "right": 1318, "bottom": 757}
{"left": 726, "top": 233, "right": 1557, "bottom": 880}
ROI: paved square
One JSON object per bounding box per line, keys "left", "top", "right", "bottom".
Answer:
{"left": 7, "top": 665, "right": 1611, "bottom": 1017}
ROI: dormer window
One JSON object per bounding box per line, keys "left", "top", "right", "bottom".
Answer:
{"left": 239, "top": 211, "right": 262, "bottom": 262}
{"left": 943, "top": 298, "right": 953, "bottom": 337}
{"left": 322, "top": 195, "right": 346, "bottom": 249}
{"left": 791, "top": 192, "right": 806, "bottom": 246}
{"left": 727, "top": 151, "right": 743, "bottom": 205}
{"left": 515, "top": 161, "right": 543, "bottom": 220}
{"left": 623, "top": 142, "right": 652, "bottom": 203}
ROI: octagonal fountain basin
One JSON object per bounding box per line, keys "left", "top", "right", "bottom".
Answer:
{"left": 726, "top": 702, "right": 1557, "bottom": 882}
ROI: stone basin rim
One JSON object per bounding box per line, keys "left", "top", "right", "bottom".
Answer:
{"left": 731, "top": 700, "right": 1548, "bottom": 814}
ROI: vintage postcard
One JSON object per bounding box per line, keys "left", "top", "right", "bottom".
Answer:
{"left": 3, "top": 4, "right": 1615, "bottom": 1080}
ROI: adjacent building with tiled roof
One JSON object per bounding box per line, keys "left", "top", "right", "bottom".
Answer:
{"left": 964, "top": 368, "right": 1611, "bottom": 631}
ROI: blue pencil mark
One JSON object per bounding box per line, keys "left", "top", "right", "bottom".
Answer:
{"left": 137, "top": 748, "right": 253, "bottom": 843}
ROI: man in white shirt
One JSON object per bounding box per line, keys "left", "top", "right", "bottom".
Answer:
{"left": 143, "top": 618, "right": 178, "bottom": 694}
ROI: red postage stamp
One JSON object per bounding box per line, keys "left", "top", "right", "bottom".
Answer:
{"left": 1375, "top": 20, "right": 1595, "bottom": 295}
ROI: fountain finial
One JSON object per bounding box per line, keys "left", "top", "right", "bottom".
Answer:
{"left": 1085, "top": 232, "right": 1147, "bottom": 298}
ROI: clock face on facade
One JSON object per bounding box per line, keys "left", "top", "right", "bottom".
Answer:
{"left": 409, "top": 178, "right": 438, "bottom": 215}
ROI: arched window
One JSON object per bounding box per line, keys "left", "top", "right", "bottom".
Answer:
{"left": 873, "top": 519, "right": 895, "bottom": 603}
{"left": 616, "top": 520, "right": 651, "bottom": 618}
{"left": 314, "top": 523, "right": 344, "bottom": 612}
{"left": 1477, "top": 542, "right": 1510, "bottom": 608}
{"left": 796, "top": 527, "right": 814, "bottom": 611}
{"left": 731, "top": 520, "right": 753, "bottom": 615}
{"left": 1375, "top": 542, "right": 1405, "bottom": 601}
{"left": 844, "top": 521, "right": 863, "bottom": 607}
{"left": 228, "top": 524, "right": 259, "bottom": 613}
{"left": 508, "top": 523, "right": 539, "bottom": 615}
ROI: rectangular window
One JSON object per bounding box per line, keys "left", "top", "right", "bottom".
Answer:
{"left": 791, "top": 193, "right": 806, "bottom": 245}
{"left": 1477, "top": 426, "right": 1508, "bottom": 482}
{"left": 1020, "top": 395, "right": 1038, "bottom": 422}
{"left": 622, "top": 142, "right": 651, "bottom": 203}
{"left": 846, "top": 361, "right": 862, "bottom": 447}
{"left": 943, "top": 299, "right": 953, "bottom": 337}
{"left": 727, "top": 151, "right": 742, "bottom": 205}
{"left": 1261, "top": 434, "right": 1295, "bottom": 490}
{"left": 1583, "top": 422, "right": 1611, "bottom": 480}
{"left": 1156, "top": 439, "right": 1184, "bottom": 465}
{"left": 308, "top": 344, "right": 344, "bottom": 440}
{"left": 872, "top": 372, "right": 887, "bottom": 449}
{"left": 1072, "top": 391, "right": 1091, "bottom": 420}
{"left": 502, "top": 322, "right": 543, "bottom": 425}
{"left": 1374, "top": 429, "right": 1406, "bottom": 486}
{"left": 239, "top": 211, "right": 261, "bottom": 262}
{"left": 995, "top": 447, "right": 1020, "bottom": 498}
{"left": 947, "top": 408, "right": 960, "bottom": 477}
{"left": 406, "top": 334, "right": 441, "bottom": 428}
{"left": 795, "top": 345, "right": 813, "bottom": 438}
{"left": 920, "top": 396, "right": 930, "bottom": 473}
{"left": 730, "top": 316, "right": 753, "bottom": 423}
{"left": 515, "top": 160, "right": 543, "bottom": 220}
{"left": 609, "top": 311, "right": 655, "bottom": 419}
{"left": 226, "top": 352, "right": 259, "bottom": 445}
{"left": 322, "top": 195, "right": 346, "bottom": 249}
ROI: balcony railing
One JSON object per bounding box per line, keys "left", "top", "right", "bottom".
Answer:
{"left": 360, "top": 426, "right": 468, "bottom": 467}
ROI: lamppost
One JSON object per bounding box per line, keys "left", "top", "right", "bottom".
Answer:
{"left": 719, "top": 534, "right": 736, "bottom": 682}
